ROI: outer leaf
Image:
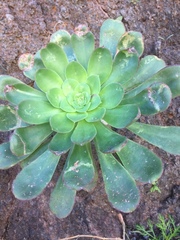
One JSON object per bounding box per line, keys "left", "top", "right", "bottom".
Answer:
{"left": 122, "top": 83, "right": 172, "bottom": 115}
{"left": 66, "top": 61, "right": 87, "bottom": 83}
{"left": 117, "top": 140, "right": 163, "bottom": 183}
{"left": 5, "top": 83, "right": 46, "bottom": 105}
{"left": 124, "top": 55, "right": 166, "bottom": 90}
{"left": 49, "top": 174, "right": 76, "bottom": 219}
{"left": 106, "top": 51, "right": 139, "bottom": 86}
{"left": 10, "top": 123, "right": 52, "bottom": 156}
{"left": 71, "top": 120, "right": 97, "bottom": 145}
{"left": 63, "top": 144, "right": 96, "bottom": 190}
{"left": 86, "top": 107, "right": 106, "bottom": 122}
{"left": 71, "top": 32, "right": 95, "bottom": 69}
{"left": 49, "top": 132, "right": 73, "bottom": 155}
{"left": 98, "top": 151, "right": 140, "bottom": 212}
{"left": 100, "top": 83, "right": 124, "bottom": 109}
{"left": 125, "top": 66, "right": 180, "bottom": 99}
{"left": 100, "top": 18, "right": 126, "bottom": 56}
{"left": 128, "top": 122, "right": 180, "bottom": 155}
{"left": 83, "top": 164, "right": 98, "bottom": 192}
{"left": 50, "top": 30, "right": 75, "bottom": 62}
{"left": 20, "top": 140, "right": 49, "bottom": 168}
{"left": 12, "top": 149, "right": 59, "bottom": 200}
{"left": 23, "top": 51, "right": 45, "bottom": 80}
{"left": 18, "top": 100, "right": 61, "bottom": 124}
{"left": 88, "top": 48, "right": 112, "bottom": 84}
{"left": 0, "top": 142, "right": 26, "bottom": 169}
{"left": 0, "top": 75, "right": 22, "bottom": 100}
{"left": 40, "top": 43, "right": 68, "bottom": 80}
{"left": 35, "top": 69, "right": 63, "bottom": 92}
{"left": 0, "top": 105, "right": 18, "bottom": 131}
{"left": 118, "top": 31, "right": 144, "bottom": 57}
{"left": 103, "top": 104, "right": 140, "bottom": 128}
{"left": 95, "top": 122, "right": 126, "bottom": 153}
{"left": 50, "top": 113, "right": 74, "bottom": 133}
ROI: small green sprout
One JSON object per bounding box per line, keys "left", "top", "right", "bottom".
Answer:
{"left": 134, "top": 214, "right": 180, "bottom": 240}
{"left": 0, "top": 17, "right": 180, "bottom": 218}
{"left": 150, "top": 181, "right": 161, "bottom": 193}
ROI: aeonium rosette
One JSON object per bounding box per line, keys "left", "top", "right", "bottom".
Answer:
{"left": 0, "top": 17, "right": 180, "bottom": 219}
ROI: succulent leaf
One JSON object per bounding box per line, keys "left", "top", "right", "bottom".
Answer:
{"left": 23, "top": 51, "right": 45, "bottom": 80}
{"left": 128, "top": 122, "right": 180, "bottom": 155}
{"left": 50, "top": 30, "right": 75, "bottom": 62}
{"left": 5, "top": 83, "right": 47, "bottom": 105}
{"left": 83, "top": 165, "right": 98, "bottom": 192}
{"left": 71, "top": 120, "right": 97, "bottom": 145}
{"left": 50, "top": 113, "right": 75, "bottom": 133}
{"left": 88, "top": 48, "right": 112, "bottom": 84}
{"left": 98, "top": 151, "right": 140, "bottom": 212}
{"left": 100, "top": 18, "right": 126, "bottom": 57}
{"left": 100, "top": 83, "right": 124, "bottom": 109}
{"left": 63, "top": 144, "right": 96, "bottom": 190}
{"left": 50, "top": 174, "right": 76, "bottom": 219}
{"left": 106, "top": 51, "right": 139, "bottom": 86}
{"left": 125, "top": 66, "right": 180, "bottom": 99}
{"left": 18, "top": 100, "right": 61, "bottom": 124}
{"left": 46, "top": 88, "right": 65, "bottom": 108}
{"left": 123, "top": 83, "right": 172, "bottom": 115}
{"left": 124, "top": 55, "right": 166, "bottom": 90}
{"left": 12, "top": 149, "right": 59, "bottom": 200}
{"left": 62, "top": 79, "right": 79, "bottom": 96}
{"left": 87, "top": 75, "right": 101, "bottom": 94}
{"left": 103, "top": 104, "right": 140, "bottom": 128}
{"left": 0, "top": 105, "right": 18, "bottom": 131}
{"left": 66, "top": 61, "right": 87, "bottom": 83}
{"left": 95, "top": 122, "right": 126, "bottom": 153}
{"left": 71, "top": 32, "right": 94, "bottom": 69}
{"left": 66, "top": 112, "right": 88, "bottom": 122}
{"left": 118, "top": 31, "right": 144, "bottom": 57}
{"left": 0, "top": 142, "right": 26, "bottom": 169}
{"left": 88, "top": 94, "right": 101, "bottom": 111}
{"left": 60, "top": 98, "right": 76, "bottom": 112}
{"left": 117, "top": 140, "right": 163, "bottom": 183}
{"left": 0, "top": 75, "right": 23, "bottom": 100}
{"left": 20, "top": 141, "right": 49, "bottom": 168}
{"left": 10, "top": 123, "right": 52, "bottom": 156}
{"left": 35, "top": 68, "right": 63, "bottom": 92}
{"left": 40, "top": 43, "right": 68, "bottom": 80}
{"left": 49, "top": 132, "right": 73, "bottom": 155}
{"left": 86, "top": 107, "right": 106, "bottom": 122}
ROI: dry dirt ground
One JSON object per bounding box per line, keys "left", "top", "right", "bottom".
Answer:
{"left": 0, "top": 0, "right": 180, "bottom": 239}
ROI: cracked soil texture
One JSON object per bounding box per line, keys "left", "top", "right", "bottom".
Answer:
{"left": 0, "top": 0, "right": 180, "bottom": 239}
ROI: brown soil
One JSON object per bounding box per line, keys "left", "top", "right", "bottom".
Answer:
{"left": 0, "top": 0, "right": 179, "bottom": 239}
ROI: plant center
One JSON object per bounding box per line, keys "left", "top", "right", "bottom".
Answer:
{"left": 74, "top": 92, "right": 87, "bottom": 107}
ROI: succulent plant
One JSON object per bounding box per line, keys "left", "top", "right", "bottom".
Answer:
{"left": 0, "top": 17, "right": 180, "bottom": 218}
